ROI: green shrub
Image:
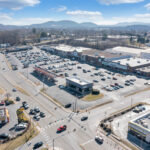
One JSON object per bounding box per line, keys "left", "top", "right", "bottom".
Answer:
{"left": 92, "top": 89, "right": 100, "bottom": 95}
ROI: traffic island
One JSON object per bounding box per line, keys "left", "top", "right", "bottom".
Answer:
{"left": 82, "top": 89, "right": 104, "bottom": 101}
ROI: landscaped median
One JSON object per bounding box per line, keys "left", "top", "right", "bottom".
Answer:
{"left": 0, "top": 108, "right": 39, "bottom": 150}
{"left": 82, "top": 89, "right": 104, "bottom": 101}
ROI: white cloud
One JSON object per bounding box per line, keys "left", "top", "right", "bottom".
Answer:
{"left": 0, "top": 13, "right": 12, "bottom": 21}
{"left": 0, "top": 0, "right": 40, "bottom": 10}
{"left": 57, "top": 6, "right": 67, "bottom": 12}
{"left": 145, "top": 3, "right": 150, "bottom": 10}
{"left": 66, "top": 10, "right": 102, "bottom": 23}
{"left": 98, "top": 0, "right": 144, "bottom": 5}
{"left": 67, "top": 10, "right": 101, "bottom": 16}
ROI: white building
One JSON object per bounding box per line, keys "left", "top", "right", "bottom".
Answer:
{"left": 128, "top": 112, "right": 150, "bottom": 143}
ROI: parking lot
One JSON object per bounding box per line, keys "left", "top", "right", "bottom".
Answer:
{"left": 5, "top": 47, "right": 150, "bottom": 111}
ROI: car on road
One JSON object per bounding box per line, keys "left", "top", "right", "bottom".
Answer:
{"left": 112, "top": 77, "right": 117, "bottom": 80}
{"left": 95, "top": 136, "right": 103, "bottom": 144}
{"left": 59, "top": 85, "right": 65, "bottom": 89}
{"left": 16, "top": 96, "right": 21, "bottom": 101}
{"left": 23, "top": 104, "right": 29, "bottom": 110}
{"left": 12, "top": 88, "right": 17, "bottom": 92}
{"left": 81, "top": 116, "right": 88, "bottom": 121}
{"left": 33, "top": 141, "right": 43, "bottom": 149}
{"left": 57, "top": 125, "right": 67, "bottom": 133}
{"left": 125, "top": 82, "right": 130, "bottom": 86}
{"left": 15, "top": 123, "right": 27, "bottom": 131}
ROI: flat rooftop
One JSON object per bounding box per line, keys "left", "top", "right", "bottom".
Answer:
{"left": 112, "top": 57, "right": 150, "bottom": 67}
{"left": 67, "top": 77, "right": 92, "bottom": 86}
{"left": 50, "top": 44, "right": 91, "bottom": 53}
{"left": 136, "top": 66, "right": 150, "bottom": 73}
{"left": 130, "top": 112, "right": 150, "bottom": 131}
{"left": 106, "top": 46, "right": 150, "bottom": 56}
{"left": 82, "top": 49, "right": 122, "bottom": 58}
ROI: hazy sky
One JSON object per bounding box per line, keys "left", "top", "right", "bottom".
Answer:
{"left": 0, "top": 0, "right": 150, "bottom": 25}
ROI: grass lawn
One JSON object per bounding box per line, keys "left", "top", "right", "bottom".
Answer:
{"left": 0, "top": 87, "right": 5, "bottom": 95}
{"left": 15, "top": 86, "right": 30, "bottom": 96}
{"left": 0, "top": 123, "right": 39, "bottom": 150}
{"left": 82, "top": 93, "right": 104, "bottom": 101}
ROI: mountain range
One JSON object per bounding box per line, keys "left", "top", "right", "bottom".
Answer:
{"left": 0, "top": 20, "right": 150, "bottom": 30}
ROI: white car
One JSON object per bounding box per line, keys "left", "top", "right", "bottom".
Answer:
{"left": 95, "top": 136, "right": 103, "bottom": 144}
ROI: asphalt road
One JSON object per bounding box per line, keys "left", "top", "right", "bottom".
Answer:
{"left": 0, "top": 52, "right": 150, "bottom": 150}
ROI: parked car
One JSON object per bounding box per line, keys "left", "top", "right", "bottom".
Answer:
{"left": 137, "top": 106, "right": 146, "bottom": 111}
{"left": 93, "top": 80, "right": 99, "bottom": 83}
{"left": 0, "top": 133, "right": 10, "bottom": 139}
{"left": 57, "top": 125, "right": 67, "bottom": 133}
{"left": 5, "top": 100, "right": 10, "bottom": 106}
{"left": 95, "top": 136, "right": 103, "bottom": 144}
{"left": 0, "top": 100, "right": 5, "bottom": 106}
{"left": 22, "top": 101, "right": 27, "bottom": 106}
{"left": 101, "top": 78, "right": 106, "bottom": 81}
{"left": 34, "top": 107, "right": 40, "bottom": 113}
{"left": 59, "top": 85, "right": 65, "bottom": 89}
{"left": 133, "top": 107, "right": 140, "bottom": 113}
{"left": 40, "top": 112, "right": 45, "bottom": 118}
{"left": 29, "top": 109, "right": 36, "bottom": 115}
{"left": 33, "top": 141, "right": 43, "bottom": 149}
{"left": 33, "top": 114, "right": 40, "bottom": 121}
{"left": 81, "top": 116, "right": 88, "bottom": 121}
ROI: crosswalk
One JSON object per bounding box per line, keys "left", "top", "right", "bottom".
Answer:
{"left": 41, "top": 130, "right": 52, "bottom": 147}
{"left": 41, "top": 112, "right": 76, "bottom": 132}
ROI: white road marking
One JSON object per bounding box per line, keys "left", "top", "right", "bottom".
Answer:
{"left": 82, "top": 139, "right": 94, "bottom": 146}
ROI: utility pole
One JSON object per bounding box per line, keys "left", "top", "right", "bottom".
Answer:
{"left": 43, "top": 76, "right": 45, "bottom": 90}
{"left": 131, "top": 98, "right": 133, "bottom": 108}
{"left": 53, "top": 139, "right": 55, "bottom": 150}
{"left": 27, "top": 67, "right": 28, "bottom": 79}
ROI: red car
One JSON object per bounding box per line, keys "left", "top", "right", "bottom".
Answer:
{"left": 0, "top": 101, "right": 5, "bottom": 106}
{"left": 57, "top": 125, "right": 67, "bottom": 133}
